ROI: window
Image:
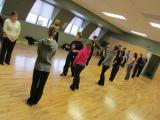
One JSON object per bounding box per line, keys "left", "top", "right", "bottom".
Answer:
{"left": 26, "top": 0, "right": 55, "bottom": 27}
{"left": 89, "top": 27, "right": 102, "bottom": 40}
{"left": 0, "top": 0, "right": 5, "bottom": 13}
{"left": 26, "top": 13, "right": 38, "bottom": 24}
{"left": 64, "top": 17, "right": 83, "bottom": 35}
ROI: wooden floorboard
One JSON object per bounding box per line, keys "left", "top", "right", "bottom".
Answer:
{"left": 0, "top": 44, "right": 159, "bottom": 120}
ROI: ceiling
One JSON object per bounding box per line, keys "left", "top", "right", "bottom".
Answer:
{"left": 72, "top": 0, "right": 160, "bottom": 42}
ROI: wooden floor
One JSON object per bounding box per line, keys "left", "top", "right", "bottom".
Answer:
{"left": 0, "top": 44, "right": 160, "bottom": 120}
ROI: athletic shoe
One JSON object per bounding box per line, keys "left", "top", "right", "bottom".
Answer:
{"left": 0, "top": 62, "right": 4, "bottom": 65}
{"left": 60, "top": 73, "right": 66, "bottom": 76}
{"left": 5, "top": 62, "right": 10, "bottom": 65}
{"left": 25, "top": 100, "right": 34, "bottom": 107}
{"left": 70, "top": 86, "right": 75, "bottom": 91}
{"left": 96, "top": 82, "right": 104, "bottom": 86}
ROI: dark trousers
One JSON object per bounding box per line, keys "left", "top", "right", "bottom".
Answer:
{"left": 136, "top": 66, "right": 144, "bottom": 77}
{"left": 27, "top": 69, "right": 49, "bottom": 105}
{"left": 0, "top": 37, "right": 16, "bottom": 64}
{"left": 109, "top": 65, "right": 120, "bottom": 81}
{"left": 70, "top": 64, "right": 85, "bottom": 90}
{"left": 98, "top": 65, "right": 110, "bottom": 85}
{"left": 62, "top": 52, "right": 75, "bottom": 76}
{"left": 125, "top": 64, "right": 133, "bottom": 80}
{"left": 98, "top": 56, "right": 105, "bottom": 66}
{"left": 132, "top": 64, "right": 139, "bottom": 78}
{"left": 121, "top": 58, "right": 127, "bottom": 67}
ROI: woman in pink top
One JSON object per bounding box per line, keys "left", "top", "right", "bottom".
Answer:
{"left": 70, "top": 42, "right": 92, "bottom": 91}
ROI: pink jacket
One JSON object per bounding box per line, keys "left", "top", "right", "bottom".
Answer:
{"left": 73, "top": 47, "right": 91, "bottom": 65}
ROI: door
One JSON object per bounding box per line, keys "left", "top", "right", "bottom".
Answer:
{"left": 144, "top": 54, "right": 160, "bottom": 79}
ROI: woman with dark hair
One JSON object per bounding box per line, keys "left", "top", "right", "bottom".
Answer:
{"left": 0, "top": 11, "right": 21, "bottom": 65}
{"left": 124, "top": 53, "right": 138, "bottom": 80}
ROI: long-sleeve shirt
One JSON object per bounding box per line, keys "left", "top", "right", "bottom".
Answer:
{"left": 73, "top": 47, "right": 91, "bottom": 66}
{"left": 34, "top": 38, "right": 58, "bottom": 72}
{"left": 3, "top": 18, "right": 21, "bottom": 42}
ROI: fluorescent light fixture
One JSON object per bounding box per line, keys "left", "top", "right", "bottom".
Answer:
{"left": 150, "top": 22, "right": 160, "bottom": 29}
{"left": 102, "top": 12, "right": 126, "bottom": 20}
{"left": 131, "top": 30, "right": 147, "bottom": 37}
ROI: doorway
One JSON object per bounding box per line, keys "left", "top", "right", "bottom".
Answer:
{"left": 143, "top": 54, "right": 160, "bottom": 79}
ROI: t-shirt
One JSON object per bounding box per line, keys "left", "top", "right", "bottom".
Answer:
{"left": 70, "top": 40, "right": 83, "bottom": 56}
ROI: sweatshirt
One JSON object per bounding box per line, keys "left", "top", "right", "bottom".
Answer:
{"left": 102, "top": 50, "right": 117, "bottom": 67}
{"left": 34, "top": 38, "right": 58, "bottom": 72}
{"left": 3, "top": 18, "right": 21, "bottom": 42}
{"left": 73, "top": 47, "right": 91, "bottom": 66}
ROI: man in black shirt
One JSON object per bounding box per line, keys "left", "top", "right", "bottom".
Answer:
{"left": 132, "top": 53, "right": 143, "bottom": 78}
{"left": 60, "top": 32, "right": 83, "bottom": 77}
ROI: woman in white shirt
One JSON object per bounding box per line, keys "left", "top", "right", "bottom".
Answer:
{"left": 0, "top": 11, "right": 21, "bottom": 65}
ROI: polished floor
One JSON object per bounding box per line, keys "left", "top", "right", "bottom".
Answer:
{"left": 0, "top": 44, "right": 159, "bottom": 120}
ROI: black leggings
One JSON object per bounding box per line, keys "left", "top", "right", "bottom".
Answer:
{"left": 132, "top": 64, "right": 139, "bottom": 78}
{"left": 98, "top": 65, "right": 110, "bottom": 85}
{"left": 27, "top": 69, "right": 49, "bottom": 105}
{"left": 62, "top": 52, "right": 75, "bottom": 76}
{"left": 70, "top": 64, "right": 85, "bottom": 89}
{"left": 109, "top": 65, "right": 120, "bottom": 81}
{"left": 98, "top": 56, "right": 105, "bottom": 66}
{"left": 0, "top": 37, "right": 16, "bottom": 64}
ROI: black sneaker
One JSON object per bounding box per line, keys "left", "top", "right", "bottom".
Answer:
{"left": 0, "top": 62, "right": 4, "bottom": 65}
{"left": 25, "top": 100, "right": 34, "bottom": 107}
{"left": 5, "top": 62, "right": 10, "bottom": 65}
{"left": 70, "top": 86, "right": 75, "bottom": 91}
{"left": 60, "top": 73, "right": 66, "bottom": 76}
{"left": 96, "top": 82, "right": 104, "bottom": 86}
{"left": 76, "top": 86, "right": 79, "bottom": 90}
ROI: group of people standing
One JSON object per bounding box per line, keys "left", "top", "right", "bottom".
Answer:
{"left": 0, "top": 11, "right": 147, "bottom": 107}
{"left": 96, "top": 44, "right": 147, "bottom": 86}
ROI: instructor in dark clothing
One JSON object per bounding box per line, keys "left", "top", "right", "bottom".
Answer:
{"left": 132, "top": 53, "right": 143, "bottom": 78}
{"left": 60, "top": 32, "right": 83, "bottom": 77}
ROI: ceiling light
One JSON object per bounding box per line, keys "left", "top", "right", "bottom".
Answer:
{"left": 131, "top": 30, "right": 147, "bottom": 37}
{"left": 102, "top": 12, "right": 126, "bottom": 20}
{"left": 150, "top": 22, "right": 160, "bottom": 29}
